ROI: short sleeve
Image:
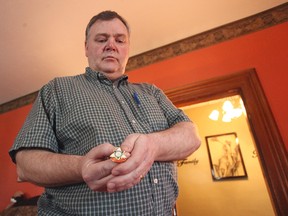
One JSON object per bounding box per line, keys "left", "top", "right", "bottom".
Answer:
{"left": 151, "top": 84, "right": 191, "bottom": 126}
{"left": 9, "top": 81, "right": 60, "bottom": 163}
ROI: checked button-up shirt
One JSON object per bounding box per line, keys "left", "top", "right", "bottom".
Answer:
{"left": 10, "top": 67, "right": 191, "bottom": 216}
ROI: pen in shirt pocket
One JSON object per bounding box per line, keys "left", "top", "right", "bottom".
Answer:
{"left": 133, "top": 92, "right": 141, "bottom": 106}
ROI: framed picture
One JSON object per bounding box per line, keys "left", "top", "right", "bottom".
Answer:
{"left": 205, "top": 132, "right": 248, "bottom": 180}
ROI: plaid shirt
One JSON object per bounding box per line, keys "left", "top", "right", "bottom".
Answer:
{"left": 10, "top": 67, "right": 191, "bottom": 216}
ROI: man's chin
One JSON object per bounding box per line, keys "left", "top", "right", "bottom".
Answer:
{"left": 101, "top": 68, "right": 119, "bottom": 74}
{"left": 100, "top": 64, "right": 119, "bottom": 73}
{"left": 100, "top": 69, "right": 124, "bottom": 80}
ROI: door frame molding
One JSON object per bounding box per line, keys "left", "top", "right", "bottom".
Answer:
{"left": 165, "top": 68, "right": 288, "bottom": 216}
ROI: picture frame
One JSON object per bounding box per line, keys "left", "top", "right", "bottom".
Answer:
{"left": 205, "top": 132, "right": 248, "bottom": 180}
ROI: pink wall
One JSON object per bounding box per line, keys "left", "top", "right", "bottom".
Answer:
{"left": 0, "top": 22, "right": 287, "bottom": 210}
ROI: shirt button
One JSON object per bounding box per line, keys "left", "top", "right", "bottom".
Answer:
{"left": 153, "top": 178, "right": 158, "bottom": 184}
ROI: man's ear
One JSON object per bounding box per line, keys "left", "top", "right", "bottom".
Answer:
{"left": 84, "top": 42, "right": 88, "bottom": 57}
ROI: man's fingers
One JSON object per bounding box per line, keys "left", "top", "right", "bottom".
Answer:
{"left": 107, "top": 162, "right": 149, "bottom": 192}
{"left": 120, "top": 133, "right": 141, "bottom": 153}
{"left": 111, "top": 138, "right": 148, "bottom": 176}
{"left": 83, "top": 159, "right": 115, "bottom": 181}
{"left": 85, "top": 143, "right": 115, "bottom": 161}
{"left": 88, "top": 173, "right": 115, "bottom": 191}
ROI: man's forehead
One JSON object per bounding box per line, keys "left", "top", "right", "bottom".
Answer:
{"left": 91, "top": 18, "right": 129, "bottom": 34}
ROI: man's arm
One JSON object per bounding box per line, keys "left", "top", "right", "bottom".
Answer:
{"left": 120, "top": 121, "right": 200, "bottom": 162}
{"left": 15, "top": 122, "right": 200, "bottom": 192}
{"left": 16, "top": 150, "right": 83, "bottom": 187}
{"left": 15, "top": 143, "right": 118, "bottom": 191}
{"left": 147, "top": 121, "right": 201, "bottom": 161}
{"left": 107, "top": 121, "right": 201, "bottom": 192}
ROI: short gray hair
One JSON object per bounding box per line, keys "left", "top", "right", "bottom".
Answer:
{"left": 85, "top": 11, "right": 130, "bottom": 42}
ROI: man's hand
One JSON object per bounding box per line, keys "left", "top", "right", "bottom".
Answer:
{"left": 81, "top": 143, "right": 119, "bottom": 191}
{"left": 82, "top": 138, "right": 151, "bottom": 192}
{"left": 106, "top": 134, "right": 156, "bottom": 192}
{"left": 106, "top": 122, "right": 201, "bottom": 192}
{"left": 15, "top": 122, "right": 200, "bottom": 192}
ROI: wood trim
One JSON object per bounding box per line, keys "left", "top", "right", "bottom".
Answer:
{"left": 0, "top": 3, "right": 287, "bottom": 114}
{"left": 165, "top": 68, "right": 288, "bottom": 216}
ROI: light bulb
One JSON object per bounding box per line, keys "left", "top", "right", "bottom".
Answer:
{"left": 222, "top": 113, "right": 232, "bottom": 122}
{"left": 222, "top": 100, "right": 233, "bottom": 112}
{"left": 233, "top": 108, "right": 243, "bottom": 118}
{"left": 209, "top": 110, "right": 219, "bottom": 121}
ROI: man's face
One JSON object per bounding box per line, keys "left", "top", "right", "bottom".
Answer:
{"left": 85, "top": 18, "right": 130, "bottom": 81}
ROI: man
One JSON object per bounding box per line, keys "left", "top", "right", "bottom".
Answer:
{"left": 9, "top": 11, "right": 201, "bottom": 215}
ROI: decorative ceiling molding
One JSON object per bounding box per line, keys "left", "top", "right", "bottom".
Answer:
{"left": 0, "top": 3, "right": 287, "bottom": 114}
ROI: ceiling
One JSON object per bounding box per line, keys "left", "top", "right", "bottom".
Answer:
{"left": 0, "top": 0, "right": 286, "bottom": 105}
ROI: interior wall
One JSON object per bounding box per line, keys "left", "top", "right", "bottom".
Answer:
{"left": 0, "top": 105, "right": 43, "bottom": 210}
{"left": 176, "top": 97, "right": 275, "bottom": 216}
{"left": 127, "top": 22, "right": 288, "bottom": 150}
{"left": 0, "top": 22, "right": 287, "bottom": 210}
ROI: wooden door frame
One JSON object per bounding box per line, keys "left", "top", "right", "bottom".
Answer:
{"left": 165, "top": 68, "right": 288, "bottom": 216}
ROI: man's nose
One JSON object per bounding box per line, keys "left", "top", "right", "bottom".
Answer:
{"left": 105, "top": 39, "right": 116, "bottom": 51}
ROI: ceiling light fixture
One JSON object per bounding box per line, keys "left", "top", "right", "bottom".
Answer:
{"left": 209, "top": 97, "right": 245, "bottom": 122}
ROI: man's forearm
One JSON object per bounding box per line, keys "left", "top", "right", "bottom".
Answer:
{"left": 14, "top": 122, "right": 201, "bottom": 188}
{"left": 15, "top": 150, "right": 83, "bottom": 187}
{"left": 148, "top": 122, "right": 201, "bottom": 161}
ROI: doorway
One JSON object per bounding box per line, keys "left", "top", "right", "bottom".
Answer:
{"left": 165, "top": 68, "right": 288, "bottom": 215}
{"left": 176, "top": 95, "right": 274, "bottom": 215}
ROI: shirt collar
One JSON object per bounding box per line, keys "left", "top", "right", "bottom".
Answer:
{"left": 85, "top": 67, "right": 128, "bottom": 86}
